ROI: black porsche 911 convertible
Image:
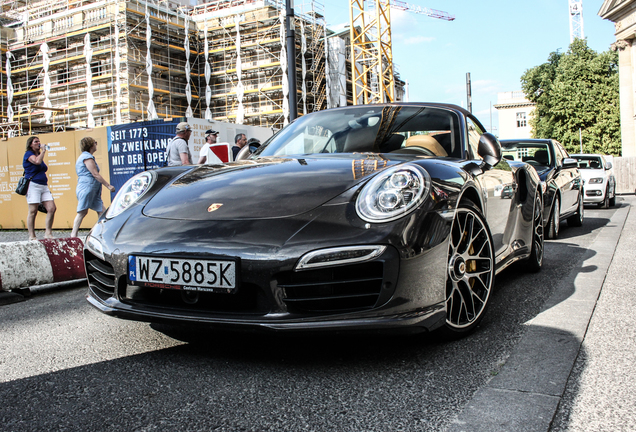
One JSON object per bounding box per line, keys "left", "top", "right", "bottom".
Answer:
{"left": 85, "top": 103, "right": 544, "bottom": 338}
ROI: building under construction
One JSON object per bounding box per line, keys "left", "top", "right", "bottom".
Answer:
{"left": 0, "top": 0, "right": 404, "bottom": 136}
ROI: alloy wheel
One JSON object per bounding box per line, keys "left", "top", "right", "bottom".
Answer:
{"left": 446, "top": 207, "right": 494, "bottom": 329}
{"left": 549, "top": 197, "right": 560, "bottom": 239}
{"left": 531, "top": 194, "right": 544, "bottom": 268}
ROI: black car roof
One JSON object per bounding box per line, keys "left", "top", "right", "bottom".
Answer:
{"left": 500, "top": 138, "right": 552, "bottom": 144}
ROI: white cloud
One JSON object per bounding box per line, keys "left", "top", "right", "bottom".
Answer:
{"left": 403, "top": 35, "right": 436, "bottom": 45}
{"left": 472, "top": 79, "right": 502, "bottom": 94}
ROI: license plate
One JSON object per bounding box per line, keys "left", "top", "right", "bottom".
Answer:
{"left": 128, "top": 255, "right": 236, "bottom": 293}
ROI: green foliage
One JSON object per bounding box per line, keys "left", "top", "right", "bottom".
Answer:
{"left": 521, "top": 39, "right": 621, "bottom": 156}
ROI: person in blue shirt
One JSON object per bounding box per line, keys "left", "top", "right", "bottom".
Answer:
{"left": 23, "top": 136, "right": 56, "bottom": 240}
{"left": 71, "top": 137, "right": 116, "bottom": 238}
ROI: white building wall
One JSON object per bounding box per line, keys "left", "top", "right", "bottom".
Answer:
{"left": 494, "top": 91, "right": 535, "bottom": 139}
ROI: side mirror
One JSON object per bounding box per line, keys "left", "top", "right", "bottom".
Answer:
{"left": 477, "top": 132, "right": 502, "bottom": 168}
{"left": 605, "top": 161, "right": 613, "bottom": 170}
{"left": 562, "top": 158, "right": 578, "bottom": 169}
{"left": 235, "top": 145, "right": 251, "bottom": 161}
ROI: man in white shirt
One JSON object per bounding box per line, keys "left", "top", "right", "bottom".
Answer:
{"left": 165, "top": 122, "right": 193, "bottom": 166}
{"left": 197, "top": 129, "right": 220, "bottom": 164}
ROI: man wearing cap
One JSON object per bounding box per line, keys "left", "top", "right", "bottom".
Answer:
{"left": 197, "top": 129, "right": 220, "bottom": 164}
{"left": 165, "top": 122, "right": 193, "bottom": 166}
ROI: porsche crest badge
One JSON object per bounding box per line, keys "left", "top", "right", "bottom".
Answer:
{"left": 207, "top": 203, "right": 223, "bottom": 212}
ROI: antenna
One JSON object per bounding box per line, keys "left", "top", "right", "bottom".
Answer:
{"left": 569, "top": 0, "right": 584, "bottom": 44}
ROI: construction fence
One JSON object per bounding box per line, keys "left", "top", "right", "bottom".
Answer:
{"left": 613, "top": 157, "right": 636, "bottom": 195}
{"left": 0, "top": 117, "right": 273, "bottom": 229}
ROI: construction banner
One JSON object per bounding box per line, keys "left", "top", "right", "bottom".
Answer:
{"left": 107, "top": 120, "right": 180, "bottom": 196}
{"left": 0, "top": 139, "right": 16, "bottom": 229}
{"left": 0, "top": 128, "right": 111, "bottom": 230}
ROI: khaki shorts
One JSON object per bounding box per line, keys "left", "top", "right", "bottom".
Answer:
{"left": 26, "top": 182, "right": 54, "bottom": 205}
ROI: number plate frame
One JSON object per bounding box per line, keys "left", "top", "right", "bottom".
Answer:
{"left": 128, "top": 254, "right": 239, "bottom": 294}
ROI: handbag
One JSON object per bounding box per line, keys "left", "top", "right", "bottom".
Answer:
{"left": 15, "top": 171, "right": 34, "bottom": 196}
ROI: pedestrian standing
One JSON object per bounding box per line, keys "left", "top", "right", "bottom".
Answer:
{"left": 23, "top": 136, "right": 56, "bottom": 240}
{"left": 197, "top": 129, "right": 220, "bottom": 164}
{"left": 232, "top": 133, "right": 247, "bottom": 160}
{"left": 71, "top": 137, "right": 115, "bottom": 238}
{"left": 165, "top": 122, "right": 193, "bottom": 166}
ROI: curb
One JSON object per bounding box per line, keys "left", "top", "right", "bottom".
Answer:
{"left": 0, "top": 237, "right": 86, "bottom": 292}
{"left": 447, "top": 201, "right": 631, "bottom": 432}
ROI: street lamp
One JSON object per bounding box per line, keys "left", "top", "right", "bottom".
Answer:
{"left": 286, "top": 0, "right": 298, "bottom": 121}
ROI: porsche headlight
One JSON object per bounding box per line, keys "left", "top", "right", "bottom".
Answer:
{"left": 588, "top": 177, "right": 604, "bottom": 184}
{"left": 106, "top": 171, "right": 154, "bottom": 219}
{"left": 356, "top": 164, "right": 431, "bottom": 223}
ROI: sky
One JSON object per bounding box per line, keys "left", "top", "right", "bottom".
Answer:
{"left": 316, "top": 0, "right": 616, "bottom": 134}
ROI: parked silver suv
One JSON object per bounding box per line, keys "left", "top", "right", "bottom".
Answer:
{"left": 571, "top": 154, "right": 616, "bottom": 208}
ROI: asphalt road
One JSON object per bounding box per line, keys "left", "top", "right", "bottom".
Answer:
{"left": 0, "top": 199, "right": 630, "bottom": 432}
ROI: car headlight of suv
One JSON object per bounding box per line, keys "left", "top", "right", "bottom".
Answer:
{"left": 588, "top": 177, "right": 604, "bottom": 184}
{"left": 356, "top": 163, "right": 431, "bottom": 223}
{"left": 106, "top": 171, "right": 154, "bottom": 219}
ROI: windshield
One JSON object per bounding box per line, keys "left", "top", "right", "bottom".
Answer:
{"left": 573, "top": 156, "right": 603, "bottom": 169}
{"left": 255, "top": 106, "right": 462, "bottom": 158}
{"left": 501, "top": 142, "right": 552, "bottom": 168}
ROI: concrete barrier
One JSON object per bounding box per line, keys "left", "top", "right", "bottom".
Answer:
{"left": 0, "top": 238, "right": 86, "bottom": 292}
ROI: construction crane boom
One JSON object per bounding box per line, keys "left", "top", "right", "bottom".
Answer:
{"left": 390, "top": 0, "right": 455, "bottom": 21}
{"left": 349, "top": 0, "right": 454, "bottom": 105}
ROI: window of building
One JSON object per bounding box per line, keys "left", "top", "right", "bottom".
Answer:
{"left": 57, "top": 69, "right": 70, "bottom": 84}
{"left": 516, "top": 112, "right": 527, "bottom": 128}
{"left": 91, "top": 61, "right": 102, "bottom": 76}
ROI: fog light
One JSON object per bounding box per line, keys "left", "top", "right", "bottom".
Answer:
{"left": 296, "top": 246, "right": 386, "bottom": 270}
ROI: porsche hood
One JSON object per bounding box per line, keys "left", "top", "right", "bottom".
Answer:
{"left": 142, "top": 156, "right": 399, "bottom": 220}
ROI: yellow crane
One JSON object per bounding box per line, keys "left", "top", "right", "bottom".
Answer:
{"left": 349, "top": 0, "right": 454, "bottom": 105}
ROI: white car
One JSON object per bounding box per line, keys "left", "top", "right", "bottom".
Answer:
{"left": 571, "top": 154, "right": 616, "bottom": 208}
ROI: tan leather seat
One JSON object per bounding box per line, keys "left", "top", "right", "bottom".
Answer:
{"left": 404, "top": 135, "right": 448, "bottom": 157}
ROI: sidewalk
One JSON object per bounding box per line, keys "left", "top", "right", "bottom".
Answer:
{"left": 448, "top": 196, "right": 634, "bottom": 432}
{"left": 0, "top": 229, "right": 89, "bottom": 243}
{"left": 550, "top": 196, "right": 636, "bottom": 431}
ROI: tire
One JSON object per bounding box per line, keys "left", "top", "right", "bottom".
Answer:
{"left": 609, "top": 188, "right": 616, "bottom": 207}
{"left": 567, "top": 193, "right": 584, "bottom": 227}
{"left": 524, "top": 192, "right": 544, "bottom": 272}
{"left": 547, "top": 196, "right": 560, "bottom": 239}
{"left": 442, "top": 201, "right": 495, "bottom": 338}
{"left": 600, "top": 187, "right": 610, "bottom": 209}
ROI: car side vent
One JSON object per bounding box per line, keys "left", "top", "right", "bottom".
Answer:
{"left": 277, "top": 262, "right": 384, "bottom": 312}
{"left": 84, "top": 250, "right": 116, "bottom": 301}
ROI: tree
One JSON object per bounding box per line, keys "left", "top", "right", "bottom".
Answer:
{"left": 521, "top": 39, "right": 621, "bottom": 156}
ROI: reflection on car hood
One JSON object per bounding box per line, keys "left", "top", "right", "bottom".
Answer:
{"left": 535, "top": 166, "right": 552, "bottom": 181}
{"left": 143, "top": 156, "right": 399, "bottom": 220}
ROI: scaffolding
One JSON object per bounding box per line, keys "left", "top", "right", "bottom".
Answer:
{"left": 0, "top": 0, "right": 403, "bottom": 136}
{"left": 191, "top": 0, "right": 329, "bottom": 128}
{"left": 0, "top": 0, "right": 198, "bottom": 135}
